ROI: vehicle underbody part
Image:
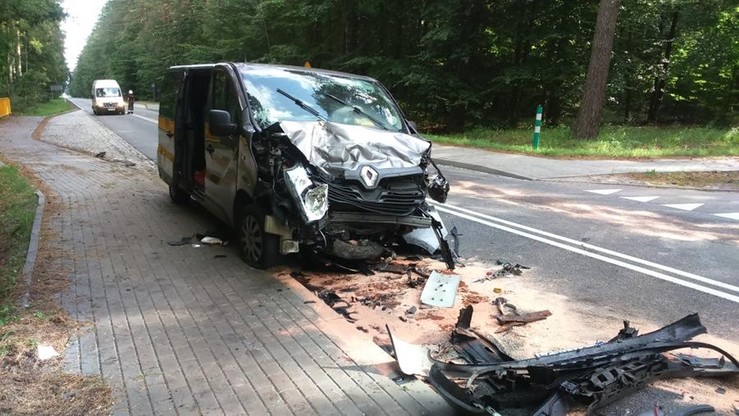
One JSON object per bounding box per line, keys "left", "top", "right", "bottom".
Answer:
{"left": 396, "top": 312, "right": 739, "bottom": 415}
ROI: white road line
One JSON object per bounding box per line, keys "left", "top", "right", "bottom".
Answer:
{"left": 621, "top": 196, "right": 661, "bottom": 203}
{"left": 134, "top": 114, "right": 157, "bottom": 124}
{"left": 433, "top": 203, "right": 739, "bottom": 303}
{"left": 586, "top": 189, "right": 622, "bottom": 195}
{"left": 662, "top": 203, "right": 704, "bottom": 211}
{"left": 714, "top": 213, "right": 739, "bottom": 221}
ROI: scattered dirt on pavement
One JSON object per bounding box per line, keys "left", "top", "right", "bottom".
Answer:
{"left": 575, "top": 170, "right": 739, "bottom": 191}
{"left": 284, "top": 255, "right": 739, "bottom": 414}
{"left": 624, "top": 170, "right": 739, "bottom": 190}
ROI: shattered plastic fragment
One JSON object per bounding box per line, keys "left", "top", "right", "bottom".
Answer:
{"left": 420, "top": 271, "right": 461, "bottom": 308}
{"left": 387, "top": 325, "right": 433, "bottom": 377}
{"left": 37, "top": 344, "right": 59, "bottom": 360}
{"left": 200, "top": 236, "right": 224, "bottom": 245}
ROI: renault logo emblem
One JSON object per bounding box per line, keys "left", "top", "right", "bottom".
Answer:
{"left": 360, "top": 166, "right": 379, "bottom": 188}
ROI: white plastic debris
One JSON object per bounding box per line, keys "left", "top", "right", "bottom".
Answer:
{"left": 37, "top": 344, "right": 59, "bottom": 360}
{"left": 387, "top": 325, "right": 432, "bottom": 377}
{"left": 200, "top": 236, "right": 224, "bottom": 245}
{"left": 420, "top": 271, "right": 461, "bottom": 308}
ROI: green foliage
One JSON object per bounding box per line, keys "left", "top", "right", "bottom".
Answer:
{"left": 18, "top": 98, "right": 74, "bottom": 116}
{"left": 68, "top": 0, "right": 737, "bottom": 132}
{"left": 0, "top": 0, "right": 67, "bottom": 109}
{"left": 0, "top": 165, "right": 36, "bottom": 316}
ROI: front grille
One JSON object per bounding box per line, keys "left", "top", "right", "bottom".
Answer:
{"left": 327, "top": 175, "right": 425, "bottom": 216}
{"left": 104, "top": 102, "right": 116, "bottom": 108}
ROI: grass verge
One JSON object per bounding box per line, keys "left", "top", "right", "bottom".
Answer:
{"left": 0, "top": 164, "right": 36, "bottom": 323}
{"left": 17, "top": 98, "right": 75, "bottom": 117}
{"left": 428, "top": 125, "right": 739, "bottom": 158}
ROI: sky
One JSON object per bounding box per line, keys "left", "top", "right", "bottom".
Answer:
{"left": 61, "top": 0, "right": 107, "bottom": 71}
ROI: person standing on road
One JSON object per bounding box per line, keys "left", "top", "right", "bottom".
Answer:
{"left": 127, "top": 90, "right": 135, "bottom": 114}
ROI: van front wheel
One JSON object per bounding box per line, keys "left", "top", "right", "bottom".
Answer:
{"left": 168, "top": 182, "right": 189, "bottom": 204}
{"left": 238, "top": 205, "right": 280, "bottom": 269}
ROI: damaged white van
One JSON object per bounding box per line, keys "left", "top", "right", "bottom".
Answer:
{"left": 157, "top": 63, "right": 452, "bottom": 269}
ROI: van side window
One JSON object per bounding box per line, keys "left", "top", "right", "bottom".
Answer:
{"left": 160, "top": 71, "right": 180, "bottom": 121}
{"left": 211, "top": 70, "right": 240, "bottom": 123}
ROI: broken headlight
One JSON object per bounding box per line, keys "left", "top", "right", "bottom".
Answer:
{"left": 427, "top": 175, "right": 449, "bottom": 203}
{"left": 284, "top": 165, "right": 329, "bottom": 223}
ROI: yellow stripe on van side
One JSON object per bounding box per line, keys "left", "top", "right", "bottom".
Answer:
{"left": 159, "top": 115, "right": 175, "bottom": 132}
{"left": 158, "top": 145, "right": 174, "bottom": 161}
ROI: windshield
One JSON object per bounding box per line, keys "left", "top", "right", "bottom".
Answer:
{"left": 95, "top": 87, "right": 121, "bottom": 97}
{"left": 240, "top": 67, "right": 405, "bottom": 132}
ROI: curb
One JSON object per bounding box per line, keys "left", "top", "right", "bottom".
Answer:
{"left": 434, "top": 157, "right": 533, "bottom": 180}
{"left": 18, "top": 190, "right": 45, "bottom": 309}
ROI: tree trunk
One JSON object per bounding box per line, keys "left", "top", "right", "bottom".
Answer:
{"left": 573, "top": 0, "right": 621, "bottom": 139}
{"left": 647, "top": 9, "right": 679, "bottom": 123}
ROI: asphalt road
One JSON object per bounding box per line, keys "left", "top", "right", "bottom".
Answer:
{"left": 436, "top": 166, "right": 739, "bottom": 343}
{"left": 68, "top": 95, "right": 739, "bottom": 345}
{"left": 69, "top": 97, "right": 159, "bottom": 159}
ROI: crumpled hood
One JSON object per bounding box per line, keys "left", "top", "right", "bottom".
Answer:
{"left": 279, "top": 121, "right": 431, "bottom": 172}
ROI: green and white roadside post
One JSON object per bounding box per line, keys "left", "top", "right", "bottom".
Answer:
{"left": 532, "top": 104, "right": 543, "bottom": 149}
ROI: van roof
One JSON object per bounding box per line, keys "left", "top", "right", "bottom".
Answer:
{"left": 167, "top": 62, "right": 375, "bottom": 82}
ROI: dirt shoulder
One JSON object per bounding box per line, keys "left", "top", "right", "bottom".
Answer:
{"left": 564, "top": 170, "right": 738, "bottom": 191}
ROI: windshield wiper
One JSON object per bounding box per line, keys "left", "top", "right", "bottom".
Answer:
{"left": 325, "top": 93, "right": 389, "bottom": 131}
{"left": 276, "top": 88, "right": 327, "bottom": 122}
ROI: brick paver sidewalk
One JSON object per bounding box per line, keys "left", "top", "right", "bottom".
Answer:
{"left": 0, "top": 112, "right": 452, "bottom": 415}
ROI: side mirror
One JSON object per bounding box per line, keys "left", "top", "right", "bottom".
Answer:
{"left": 208, "top": 109, "right": 238, "bottom": 136}
{"left": 407, "top": 120, "right": 419, "bottom": 134}
{"left": 89, "top": 94, "right": 94, "bottom": 99}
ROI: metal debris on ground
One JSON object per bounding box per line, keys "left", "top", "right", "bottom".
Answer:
{"left": 95, "top": 151, "right": 106, "bottom": 158}
{"left": 446, "top": 226, "right": 461, "bottom": 257}
{"left": 418, "top": 313, "right": 738, "bottom": 415}
{"left": 373, "top": 262, "right": 411, "bottom": 275}
{"left": 475, "top": 262, "right": 530, "bottom": 283}
{"left": 492, "top": 297, "right": 551, "bottom": 332}
{"left": 316, "top": 290, "right": 357, "bottom": 322}
{"left": 168, "top": 231, "right": 228, "bottom": 247}
{"left": 167, "top": 236, "right": 193, "bottom": 246}
{"left": 420, "top": 271, "right": 461, "bottom": 308}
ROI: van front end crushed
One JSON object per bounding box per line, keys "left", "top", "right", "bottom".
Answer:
{"left": 259, "top": 120, "right": 453, "bottom": 267}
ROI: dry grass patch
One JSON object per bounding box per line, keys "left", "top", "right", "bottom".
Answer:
{"left": 624, "top": 170, "right": 739, "bottom": 190}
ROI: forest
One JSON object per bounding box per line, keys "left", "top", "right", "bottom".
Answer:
{"left": 3, "top": 1, "right": 737, "bottom": 133}
{"left": 0, "top": 0, "right": 68, "bottom": 112}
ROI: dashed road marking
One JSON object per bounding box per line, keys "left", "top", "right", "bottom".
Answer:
{"left": 713, "top": 212, "right": 739, "bottom": 221}
{"left": 662, "top": 203, "right": 704, "bottom": 211}
{"left": 621, "top": 196, "right": 661, "bottom": 203}
{"left": 586, "top": 189, "right": 622, "bottom": 195}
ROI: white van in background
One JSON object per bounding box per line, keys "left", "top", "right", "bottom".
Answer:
{"left": 91, "top": 79, "right": 126, "bottom": 115}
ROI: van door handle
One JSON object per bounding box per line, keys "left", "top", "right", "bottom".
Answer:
{"left": 206, "top": 144, "right": 215, "bottom": 154}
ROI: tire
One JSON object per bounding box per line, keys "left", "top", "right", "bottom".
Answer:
{"left": 168, "top": 182, "right": 189, "bottom": 204}
{"left": 237, "top": 205, "right": 281, "bottom": 269}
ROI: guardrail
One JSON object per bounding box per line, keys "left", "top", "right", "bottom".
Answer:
{"left": 0, "top": 97, "right": 11, "bottom": 118}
